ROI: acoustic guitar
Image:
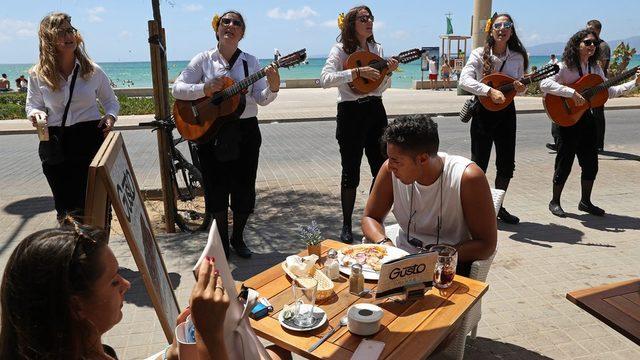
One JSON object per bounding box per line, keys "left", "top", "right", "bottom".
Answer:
{"left": 478, "top": 64, "right": 559, "bottom": 111}
{"left": 344, "top": 48, "right": 424, "bottom": 94}
{"left": 173, "top": 49, "right": 307, "bottom": 143}
{"left": 543, "top": 66, "right": 639, "bottom": 127}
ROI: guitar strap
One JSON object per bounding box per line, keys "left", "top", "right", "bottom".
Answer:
{"left": 225, "top": 48, "right": 243, "bottom": 70}
{"left": 577, "top": 64, "right": 592, "bottom": 77}
{"left": 498, "top": 55, "right": 508, "bottom": 73}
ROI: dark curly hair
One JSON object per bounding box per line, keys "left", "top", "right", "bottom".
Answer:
{"left": 337, "top": 5, "right": 378, "bottom": 55}
{"left": 0, "top": 219, "right": 109, "bottom": 359}
{"left": 562, "top": 29, "right": 601, "bottom": 71}
{"left": 481, "top": 13, "right": 529, "bottom": 76}
{"left": 382, "top": 114, "right": 439, "bottom": 156}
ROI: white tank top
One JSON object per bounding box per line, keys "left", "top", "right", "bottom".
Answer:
{"left": 391, "top": 152, "right": 472, "bottom": 253}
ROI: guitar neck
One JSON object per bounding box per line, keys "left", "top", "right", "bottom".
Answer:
{"left": 370, "top": 58, "right": 391, "bottom": 71}
{"left": 584, "top": 66, "right": 639, "bottom": 98}
{"left": 217, "top": 67, "right": 270, "bottom": 99}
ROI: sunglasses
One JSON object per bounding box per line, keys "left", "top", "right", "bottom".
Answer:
{"left": 356, "top": 15, "right": 374, "bottom": 23}
{"left": 582, "top": 39, "right": 599, "bottom": 47}
{"left": 492, "top": 21, "right": 513, "bottom": 30}
{"left": 220, "top": 17, "right": 243, "bottom": 27}
{"left": 57, "top": 26, "right": 78, "bottom": 36}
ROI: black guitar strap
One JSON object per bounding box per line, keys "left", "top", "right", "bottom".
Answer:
{"left": 577, "top": 63, "right": 592, "bottom": 77}
{"left": 498, "top": 55, "right": 508, "bottom": 73}
{"left": 242, "top": 59, "right": 249, "bottom": 77}
{"left": 225, "top": 48, "right": 242, "bottom": 70}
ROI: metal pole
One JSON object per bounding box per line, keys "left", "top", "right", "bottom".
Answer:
{"left": 472, "top": 0, "right": 492, "bottom": 50}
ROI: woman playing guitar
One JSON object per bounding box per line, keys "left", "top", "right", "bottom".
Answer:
{"left": 459, "top": 13, "right": 529, "bottom": 225}
{"left": 172, "top": 11, "right": 281, "bottom": 258}
{"left": 320, "top": 5, "right": 399, "bottom": 243}
{"left": 540, "top": 29, "right": 640, "bottom": 217}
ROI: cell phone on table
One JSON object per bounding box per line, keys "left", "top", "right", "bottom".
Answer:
{"left": 350, "top": 339, "right": 385, "bottom": 360}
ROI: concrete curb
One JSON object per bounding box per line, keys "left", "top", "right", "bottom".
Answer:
{"left": 3, "top": 105, "right": 640, "bottom": 136}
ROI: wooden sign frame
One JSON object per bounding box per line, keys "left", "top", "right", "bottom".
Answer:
{"left": 85, "top": 132, "right": 179, "bottom": 342}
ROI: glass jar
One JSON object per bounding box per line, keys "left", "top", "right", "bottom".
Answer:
{"left": 349, "top": 263, "right": 365, "bottom": 295}
{"left": 323, "top": 249, "right": 340, "bottom": 280}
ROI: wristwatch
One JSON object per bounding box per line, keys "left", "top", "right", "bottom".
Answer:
{"left": 376, "top": 237, "right": 393, "bottom": 245}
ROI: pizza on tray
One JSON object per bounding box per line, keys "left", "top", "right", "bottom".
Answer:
{"left": 339, "top": 244, "right": 389, "bottom": 272}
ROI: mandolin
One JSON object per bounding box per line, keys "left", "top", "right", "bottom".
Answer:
{"left": 344, "top": 48, "right": 424, "bottom": 94}
{"left": 173, "top": 49, "right": 307, "bottom": 143}
{"left": 478, "top": 64, "right": 559, "bottom": 111}
{"left": 543, "top": 66, "right": 639, "bottom": 127}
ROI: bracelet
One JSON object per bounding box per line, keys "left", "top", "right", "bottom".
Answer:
{"left": 355, "top": 67, "right": 361, "bottom": 78}
{"left": 162, "top": 345, "right": 171, "bottom": 360}
{"left": 376, "top": 237, "right": 393, "bottom": 245}
{"left": 270, "top": 88, "right": 279, "bottom": 93}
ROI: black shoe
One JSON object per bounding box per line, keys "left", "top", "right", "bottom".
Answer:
{"left": 197, "top": 213, "right": 213, "bottom": 232}
{"left": 597, "top": 148, "right": 604, "bottom": 154}
{"left": 549, "top": 202, "right": 566, "bottom": 217}
{"left": 231, "top": 238, "right": 252, "bottom": 258}
{"left": 545, "top": 143, "right": 558, "bottom": 151}
{"left": 340, "top": 225, "right": 353, "bottom": 244}
{"left": 578, "top": 201, "right": 605, "bottom": 216}
{"left": 497, "top": 207, "right": 520, "bottom": 224}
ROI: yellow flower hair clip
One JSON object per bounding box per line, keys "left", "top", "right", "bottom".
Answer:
{"left": 484, "top": 17, "right": 493, "bottom": 33}
{"left": 212, "top": 13, "right": 220, "bottom": 32}
{"left": 337, "top": 13, "right": 345, "bottom": 31}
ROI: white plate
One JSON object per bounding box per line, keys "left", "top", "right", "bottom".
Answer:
{"left": 278, "top": 304, "right": 327, "bottom": 332}
{"left": 338, "top": 244, "right": 409, "bottom": 280}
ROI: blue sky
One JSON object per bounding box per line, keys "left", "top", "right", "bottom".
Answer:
{"left": 2, "top": 0, "right": 640, "bottom": 63}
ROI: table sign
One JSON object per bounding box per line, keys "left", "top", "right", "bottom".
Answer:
{"left": 375, "top": 252, "right": 437, "bottom": 299}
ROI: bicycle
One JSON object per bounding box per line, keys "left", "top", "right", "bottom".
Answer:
{"left": 139, "top": 117, "right": 206, "bottom": 232}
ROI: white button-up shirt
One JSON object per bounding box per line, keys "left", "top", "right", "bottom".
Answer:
{"left": 26, "top": 60, "right": 119, "bottom": 126}
{"left": 539, "top": 61, "right": 636, "bottom": 98}
{"left": 172, "top": 48, "right": 277, "bottom": 119}
{"left": 459, "top": 47, "right": 525, "bottom": 96}
{"left": 320, "top": 42, "right": 391, "bottom": 103}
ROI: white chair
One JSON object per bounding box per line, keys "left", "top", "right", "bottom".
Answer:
{"left": 382, "top": 188, "right": 504, "bottom": 360}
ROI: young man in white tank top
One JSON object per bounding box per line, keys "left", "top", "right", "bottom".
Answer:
{"left": 362, "top": 115, "right": 497, "bottom": 275}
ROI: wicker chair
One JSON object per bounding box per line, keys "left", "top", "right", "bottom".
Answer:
{"left": 382, "top": 188, "right": 504, "bottom": 360}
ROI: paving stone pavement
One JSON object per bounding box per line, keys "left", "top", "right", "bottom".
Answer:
{"left": 1, "top": 109, "right": 639, "bottom": 359}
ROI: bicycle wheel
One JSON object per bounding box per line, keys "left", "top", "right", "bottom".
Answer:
{"left": 173, "top": 158, "right": 206, "bottom": 232}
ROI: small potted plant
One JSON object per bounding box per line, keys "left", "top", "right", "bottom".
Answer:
{"left": 298, "top": 220, "right": 323, "bottom": 257}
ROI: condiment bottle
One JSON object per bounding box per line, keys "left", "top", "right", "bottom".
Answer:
{"left": 323, "top": 249, "right": 340, "bottom": 280}
{"left": 349, "top": 263, "right": 365, "bottom": 295}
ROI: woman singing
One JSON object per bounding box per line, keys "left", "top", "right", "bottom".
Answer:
{"left": 26, "top": 13, "right": 119, "bottom": 223}
{"left": 460, "top": 12, "right": 528, "bottom": 225}
{"left": 172, "top": 11, "right": 280, "bottom": 258}
{"left": 320, "top": 5, "right": 398, "bottom": 243}
{"left": 540, "top": 29, "right": 639, "bottom": 217}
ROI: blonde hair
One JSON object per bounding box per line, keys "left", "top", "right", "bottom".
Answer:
{"left": 31, "top": 13, "right": 95, "bottom": 91}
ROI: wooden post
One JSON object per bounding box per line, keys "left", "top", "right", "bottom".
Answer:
{"left": 148, "top": 6, "right": 176, "bottom": 232}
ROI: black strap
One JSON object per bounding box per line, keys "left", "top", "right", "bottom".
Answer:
{"left": 577, "top": 63, "right": 592, "bottom": 77}
{"left": 225, "top": 48, "right": 243, "bottom": 70}
{"left": 61, "top": 65, "right": 80, "bottom": 129}
{"left": 242, "top": 59, "right": 249, "bottom": 78}
{"left": 498, "top": 55, "right": 508, "bottom": 73}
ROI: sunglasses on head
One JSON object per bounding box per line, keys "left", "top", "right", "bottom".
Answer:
{"left": 57, "top": 26, "right": 77, "bottom": 36}
{"left": 492, "top": 21, "right": 513, "bottom": 30}
{"left": 582, "top": 39, "right": 599, "bottom": 47}
{"left": 356, "top": 15, "right": 374, "bottom": 23}
{"left": 220, "top": 17, "right": 243, "bottom": 27}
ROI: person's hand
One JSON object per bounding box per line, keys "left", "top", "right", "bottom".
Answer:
{"left": 98, "top": 114, "right": 115, "bottom": 136}
{"left": 358, "top": 66, "right": 381, "bottom": 81}
{"left": 572, "top": 91, "right": 587, "bottom": 106}
{"left": 387, "top": 58, "right": 399, "bottom": 72}
{"left": 204, "top": 78, "right": 226, "bottom": 97}
{"left": 513, "top": 80, "right": 526, "bottom": 93}
{"left": 488, "top": 88, "right": 506, "bottom": 104}
{"left": 29, "top": 111, "right": 47, "bottom": 128}
{"left": 190, "top": 257, "right": 230, "bottom": 351}
{"left": 635, "top": 69, "right": 640, "bottom": 86}
{"left": 265, "top": 64, "right": 280, "bottom": 92}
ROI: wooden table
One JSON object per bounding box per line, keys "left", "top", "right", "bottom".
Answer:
{"left": 567, "top": 278, "right": 640, "bottom": 345}
{"left": 245, "top": 240, "right": 488, "bottom": 359}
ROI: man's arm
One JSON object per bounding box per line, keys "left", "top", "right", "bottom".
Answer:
{"left": 362, "top": 161, "right": 394, "bottom": 244}
{"left": 456, "top": 163, "right": 497, "bottom": 263}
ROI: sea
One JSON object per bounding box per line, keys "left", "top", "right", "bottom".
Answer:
{"left": 3, "top": 55, "right": 640, "bottom": 90}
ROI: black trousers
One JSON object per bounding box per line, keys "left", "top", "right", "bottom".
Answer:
{"left": 470, "top": 101, "right": 517, "bottom": 179}
{"left": 553, "top": 111, "right": 598, "bottom": 185}
{"left": 336, "top": 97, "right": 388, "bottom": 189}
{"left": 197, "top": 117, "right": 261, "bottom": 214}
{"left": 592, "top": 106, "right": 606, "bottom": 149}
{"left": 42, "top": 120, "right": 104, "bottom": 218}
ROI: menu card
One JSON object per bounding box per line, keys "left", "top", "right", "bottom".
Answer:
{"left": 375, "top": 252, "right": 437, "bottom": 299}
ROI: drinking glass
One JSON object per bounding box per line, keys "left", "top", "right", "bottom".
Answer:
{"left": 291, "top": 277, "right": 318, "bottom": 328}
{"left": 431, "top": 245, "right": 457, "bottom": 289}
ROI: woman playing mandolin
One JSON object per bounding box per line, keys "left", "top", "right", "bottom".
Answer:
{"left": 320, "top": 5, "right": 398, "bottom": 244}
{"left": 172, "top": 10, "right": 280, "bottom": 258}
{"left": 459, "top": 12, "right": 528, "bottom": 225}
{"left": 540, "top": 29, "right": 640, "bottom": 217}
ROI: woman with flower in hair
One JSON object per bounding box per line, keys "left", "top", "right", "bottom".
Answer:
{"left": 173, "top": 11, "right": 281, "bottom": 258}
{"left": 26, "top": 13, "right": 119, "bottom": 224}
{"left": 460, "top": 12, "right": 528, "bottom": 225}
{"left": 540, "top": 29, "right": 640, "bottom": 217}
{"left": 320, "top": 5, "right": 398, "bottom": 243}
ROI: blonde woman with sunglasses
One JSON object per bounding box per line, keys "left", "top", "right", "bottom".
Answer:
{"left": 25, "top": 13, "right": 119, "bottom": 224}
